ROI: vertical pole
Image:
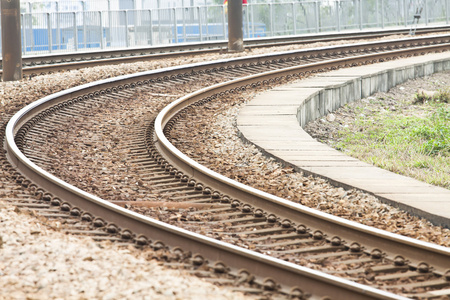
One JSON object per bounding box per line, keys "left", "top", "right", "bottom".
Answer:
{"left": 403, "top": 0, "right": 407, "bottom": 26}
{"left": 56, "top": 2, "right": 61, "bottom": 50}
{"left": 424, "top": 0, "right": 428, "bottom": 25}
{"left": 29, "top": 12, "right": 34, "bottom": 51}
{"left": 108, "top": 0, "right": 112, "bottom": 47}
{"left": 375, "top": 0, "right": 379, "bottom": 27}
{"left": 227, "top": 0, "right": 244, "bottom": 52}
{"left": 292, "top": 3, "right": 297, "bottom": 35}
{"left": 336, "top": 1, "right": 340, "bottom": 31}
{"left": 47, "top": 13, "right": 52, "bottom": 53}
{"left": 100, "top": 11, "right": 104, "bottom": 49}
{"left": 149, "top": 9, "right": 153, "bottom": 45}
{"left": 222, "top": 5, "right": 226, "bottom": 40}
{"left": 250, "top": 4, "right": 255, "bottom": 38}
{"left": 1, "top": 0, "right": 22, "bottom": 81}
{"left": 82, "top": 1, "right": 86, "bottom": 49}
{"left": 381, "top": 0, "right": 384, "bottom": 28}
{"left": 21, "top": 14, "right": 26, "bottom": 55}
{"left": 125, "top": 10, "right": 129, "bottom": 47}
{"left": 173, "top": 8, "right": 177, "bottom": 43}
{"left": 198, "top": 6, "right": 202, "bottom": 41}
{"left": 203, "top": 6, "right": 208, "bottom": 39}
{"left": 182, "top": 5, "right": 186, "bottom": 43}
{"left": 74, "top": 12, "right": 78, "bottom": 51}
{"left": 269, "top": 3, "right": 273, "bottom": 36}
{"left": 447, "top": 0, "right": 449, "bottom": 24}
{"left": 158, "top": 8, "right": 162, "bottom": 45}
{"left": 359, "top": 0, "right": 363, "bottom": 29}
{"left": 245, "top": 4, "right": 250, "bottom": 38}
{"left": 315, "top": 1, "right": 320, "bottom": 33}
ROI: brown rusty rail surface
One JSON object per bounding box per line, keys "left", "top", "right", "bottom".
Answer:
{"left": 4, "top": 35, "right": 450, "bottom": 299}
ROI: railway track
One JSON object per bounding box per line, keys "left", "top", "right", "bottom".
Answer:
{"left": 3, "top": 35, "right": 450, "bottom": 299}
{"left": 2, "top": 25, "right": 450, "bottom": 77}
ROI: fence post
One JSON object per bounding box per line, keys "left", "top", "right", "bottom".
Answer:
{"left": 403, "top": 0, "right": 407, "bottom": 26}
{"left": 197, "top": 6, "right": 202, "bottom": 41}
{"left": 158, "top": 9, "right": 162, "bottom": 45}
{"left": 227, "top": 0, "right": 244, "bottom": 52}
{"left": 447, "top": 0, "right": 449, "bottom": 24}
{"left": 315, "top": 1, "right": 320, "bottom": 33}
{"left": 336, "top": 1, "right": 340, "bottom": 31}
{"left": 222, "top": 5, "right": 226, "bottom": 39}
{"left": 47, "top": 13, "right": 52, "bottom": 53}
{"left": 182, "top": 6, "right": 187, "bottom": 42}
{"left": 74, "top": 12, "right": 78, "bottom": 51}
{"left": 245, "top": 4, "right": 250, "bottom": 37}
{"left": 173, "top": 8, "right": 178, "bottom": 43}
{"left": 250, "top": 4, "right": 255, "bottom": 38}
{"left": 29, "top": 12, "right": 35, "bottom": 51}
{"left": 205, "top": 6, "right": 210, "bottom": 40}
{"left": 292, "top": 3, "right": 297, "bottom": 35}
{"left": 82, "top": 1, "right": 87, "bottom": 49}
{"left": 1, "top": 0, "right": 22, "bottom": 81}
{"left": 359, "top": 0, "right": 363, "bottom": 29}
{"left": 107, "top": 0, "right": 112, "bottom": 47}
{"left": 269, "top": 3, "right": 273, "bottom": 36}
{"left": 125, "top": 10, "right": 129, "bottom": 47}
{"left": 56, "top": 3, "right": 61, "bottom": 50}
{"left": 149, "top": 9, "right": 153, "bottom": 45}
{"left": 100, "top": 11, "right": 105, "bottom": 49}
{"left": 375, "top": 0, "right": 379, "bottom": 27}
{"left": 21, "top": 14, "right": 26, "bottom": 55}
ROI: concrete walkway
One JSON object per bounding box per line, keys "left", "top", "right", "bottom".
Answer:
{"left": 237, "top": 52, "right": 450, "bottom": 228}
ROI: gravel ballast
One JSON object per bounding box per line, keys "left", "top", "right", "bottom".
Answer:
{"left": 0, "top": 204, "right": 250, "bottom": 300}
{"left": 1, "top": 35, "right": 449, "bottom": 298}
{"left": 168, "top": 80, "right": 449, "bottom": 247}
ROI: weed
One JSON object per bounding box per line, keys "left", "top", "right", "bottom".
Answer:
{"left": 412, "top": 160, "right": 429, "bottom": 168}
{"left": 435, "top": 89, "right": 450, "bottom": 103}
{"left": 335, "top": 101, "right": 450, "bottom": 189}
{"left": 414, "top": 88, "right": 450, "bottom": 104}
{"left": 412, "top": 106, "right": 450, "bottom": 155}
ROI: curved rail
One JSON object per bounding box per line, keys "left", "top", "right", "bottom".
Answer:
{"left": 3, "top": 25, "right": 450, "bottom": 76}
{"left": 5, "top": 65, "right": 407, "bottom": 300}
{"left": 153, "top": 49, "right": 450, "bottom": 271}
{"left": 5, "top": 38, "right": 450, "bottom": 299}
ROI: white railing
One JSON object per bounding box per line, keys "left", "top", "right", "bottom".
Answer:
{"left": 0, "top": 0, "right": 449, "bottom": 56}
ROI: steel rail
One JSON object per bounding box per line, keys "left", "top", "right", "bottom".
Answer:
{"left": 3, "top": 25, "right": 450, "bottom": 77}
{"left": 4, "top": 40, "right": 450, "bottom": 299}
{"left": 4, "top": 62, "right": 410, "bottom": 300}
{"left": 15, "top": 32, "right": 450, "bottom": 79}
{"left": 153, "top": 44, "right": 450, "bottom": 274}
{"left": 8, "top": 34, "right": 450, "bottom": 130}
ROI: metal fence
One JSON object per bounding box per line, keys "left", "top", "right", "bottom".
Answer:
{"left": 20, "top": 0, "right": 212, "bottom": 12}
{"left": 1, "top": 0, "right": 449, "bottom": 57}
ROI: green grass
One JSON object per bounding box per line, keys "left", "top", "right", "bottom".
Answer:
{"left": 335, "top": 92, "right": 450, "bottom": 189}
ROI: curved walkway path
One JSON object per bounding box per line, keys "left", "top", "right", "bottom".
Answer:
{"left": 237, "top": 52, "right": 450, "bottom": 228}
